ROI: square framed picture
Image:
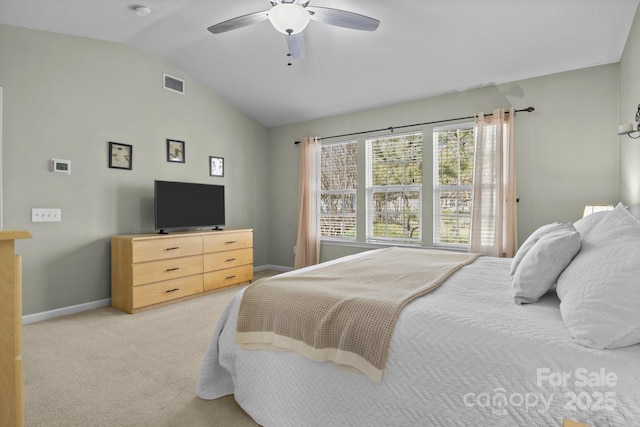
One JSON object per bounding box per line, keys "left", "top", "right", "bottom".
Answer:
{"left": 210, "top": 156, "right": 224, "bottom": 177}
{"left": 109, "top": 142, "right": 132, "bottom": 170}
{"left": 167, "top": 139, "right": 185, "bottom": 163}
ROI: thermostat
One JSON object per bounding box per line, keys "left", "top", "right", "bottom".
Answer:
{"left": 51, "top": 158, "right": 71, "bottom": 175}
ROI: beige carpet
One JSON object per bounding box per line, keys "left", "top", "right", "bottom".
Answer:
{"left": 22, "top": 272, "right": 280, "bottom": 427}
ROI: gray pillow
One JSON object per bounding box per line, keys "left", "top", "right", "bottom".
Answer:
{"left": 557, "top": 203, "right": 640, "bottom": 349}
{"left": 510, "top": 222, "right": 561, "bottom": 276}
{"left": 572, "top": 210, "right": 609, "bottom": 237}
{"left": 512, "top": 223, "right": 581, "bottom": 304}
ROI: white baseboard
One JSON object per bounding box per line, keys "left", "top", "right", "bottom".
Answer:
{"left": 22, "top": 298, "right": 112, "bottom": 325}
{"left": 22, "top": 264, "right": 293, "bottom": 324}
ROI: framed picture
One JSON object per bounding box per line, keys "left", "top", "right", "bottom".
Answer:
{"left": 109, "top": 142, "right": 132, "bottom": 170}
{"left": 167, "top": 139, "right": 185, "bottom": 163}
{"left": 210, "top": 156, "right": 224, "bottom": 177}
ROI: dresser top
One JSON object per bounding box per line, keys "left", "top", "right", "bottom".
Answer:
{"left": 112, "top": 228, "right": 252, "bottom": 241}
{"left": 0, "top": 230, "right": 32, "bottom": 241}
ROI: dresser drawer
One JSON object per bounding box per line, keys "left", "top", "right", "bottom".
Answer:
{"left": 132, "top": 255, "right": 203, "bottom": 286}
{"left": 132, "top": 275, "right": 203, "bottom": 309}
{"left": 132, "top": 236, "right": 202, "bottom": 263}
{"left": 203, "top": 231, "right": 252, "bottom": 253}
{"left": 204, "top": 248, "right": 253, "bottom": 272}
{"left": 204, "top": 265, "right": 253, "bottom": 291}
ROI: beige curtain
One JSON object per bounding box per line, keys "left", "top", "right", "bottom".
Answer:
{"left": 294, "top": 137, "right": 321, "bottom": 269}
{"left": 470, "top": 108, "right": 517, "bottom": 257}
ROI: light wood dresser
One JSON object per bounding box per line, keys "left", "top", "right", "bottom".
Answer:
{"left": 0, "top": 230, "right": 32, "bottom": 427}
{"left": 111, "top": 229, "right": 253, "bottom": 314}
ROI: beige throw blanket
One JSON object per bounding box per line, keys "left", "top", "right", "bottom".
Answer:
{"left": 236, "top": 247, "right": 479, "bottom": 382}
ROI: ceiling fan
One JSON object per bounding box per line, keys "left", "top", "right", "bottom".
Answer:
{"left": 207, "top": 0, "right": 380, "bottom": 59}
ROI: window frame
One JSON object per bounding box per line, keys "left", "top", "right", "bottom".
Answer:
{"left": 365, "top": 131, "right": 423, "bottom": 244}
{"left": 432, "top": 122, "right": 475, "bottom": 249}
{"left": 319, "top": 139, "right": 358, "bottom": 241}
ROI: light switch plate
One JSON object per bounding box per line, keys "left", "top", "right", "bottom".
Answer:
{"left": 32, "top": 208, "right": 62, "bottom": 222}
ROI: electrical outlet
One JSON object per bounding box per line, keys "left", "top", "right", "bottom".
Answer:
{"left": 31, "top": 208, "right": 62, "bottom": 222}
{"left": 293, "top": 245, "right": 296, "bottom": 254}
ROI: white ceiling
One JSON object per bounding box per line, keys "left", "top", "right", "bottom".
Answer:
{"left": 0, "top": 0, "right": 638, "bottom": 127}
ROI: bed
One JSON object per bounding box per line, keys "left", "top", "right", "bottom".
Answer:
{"left": 196, "top": 204, "right": 640, "bottom": 427}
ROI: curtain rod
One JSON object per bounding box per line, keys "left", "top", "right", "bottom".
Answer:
{"left": 294, "top": 106, "right": 535, "bottom": 144}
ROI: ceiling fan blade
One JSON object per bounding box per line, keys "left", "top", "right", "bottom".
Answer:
{"left": 307, "top": 7, "right": 380, "bottom": 31}
{"left": 286, "top": 32, "right": 305, "bottom": 59}
{"left": 207, "top": 11, "right": 269, "bottom": 34}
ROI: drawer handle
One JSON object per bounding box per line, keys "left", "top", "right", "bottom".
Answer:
{"left": 165, "top": 246, "right": 180, "bottom": 251}
{"left": 165, "top": 267, "right": 180, "bottom": 272}
{"left": 225, "top": 258, "right": 237, "bottom": 262}
{"left": 165, "top": 288, "right": 180, "bottom": 293}
{"left": 225, "top": 275, "right": 237, "bottom": 280}
{"left": 225, "top": 241, "right": 237, "bottom": 244}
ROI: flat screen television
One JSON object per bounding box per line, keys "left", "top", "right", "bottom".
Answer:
{"left": 154, "top": 180, "right": 225, "bottom": 233}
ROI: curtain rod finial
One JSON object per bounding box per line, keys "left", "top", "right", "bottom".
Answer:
{"left": 524, "top": 107, "right": 534, "bottom": 113}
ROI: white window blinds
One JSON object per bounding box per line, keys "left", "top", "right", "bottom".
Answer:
{"left": 433, "top": 124, "right": 474, "bottom": 248}
{"left": 366, "top": 132, "right": 422, "bottom": 243}
{"left": 320, "top": 141, "right": 357, "bottom": 239}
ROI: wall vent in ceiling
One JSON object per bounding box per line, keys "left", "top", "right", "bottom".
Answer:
{"left": 163, "top": 73, "right": 185, "bottom": 94}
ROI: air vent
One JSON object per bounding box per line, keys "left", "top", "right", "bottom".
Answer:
{"left": 163, "top": 73, "right": 185, "bottom": 94}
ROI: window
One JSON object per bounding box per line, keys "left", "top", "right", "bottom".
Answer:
{"left": 320, "top": 141, "right": 357, "bottom": 239}
{"left": 433, "top": 124, "right": 475, "bottom": 247}
{"left": 366, "top": 132, "right": 422, "bottom": 243}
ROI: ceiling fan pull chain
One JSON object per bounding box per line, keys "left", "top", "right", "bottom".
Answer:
{"left": 286, "top": 32, "right": 293, "bottom": 66}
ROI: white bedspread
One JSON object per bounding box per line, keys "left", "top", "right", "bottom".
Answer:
{"left": 197, "top": 252, "right": 640, "bottom": 427}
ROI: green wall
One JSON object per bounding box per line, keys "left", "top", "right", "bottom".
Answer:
{"left": 268, "top": 64, "right": 621, "bottom": 266}
{"left": 0, "top": 24, "right": 270, "bottom": 315}
{"left": 1, "top": 19, "right": 630, "bottom": 317}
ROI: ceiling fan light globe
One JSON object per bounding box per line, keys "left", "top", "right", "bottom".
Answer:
{"left": 134, "top": 6, "right": 151, "bottom": 16}
{"left": 268, "top": 4, "right": 310, "bottom": 34}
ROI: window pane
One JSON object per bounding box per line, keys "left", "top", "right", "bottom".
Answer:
{"left": 369, "top": 134, "right": 423, "bottom": 185}
{"left": 436, "top": 129, "right": 473, "bottom": 186}
{"left": 437, "top": 189, "right": 472, "bottom": 245}
{"left": 321, "top": 192, "right": 356, "bottom": 237}
{"left": 371, "top": 163, "right": 388, "bottom": 186}
{"left": 438, "top": 212, "right": 471, "bottom": 244}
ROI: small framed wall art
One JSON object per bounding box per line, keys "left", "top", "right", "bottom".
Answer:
{"left": 210, "top": 156, "right": 224, "bottom": 177}
{"left": 167, "top": 139, "right": 185, "bottom": 163}
{"left": 109, "top": 142, "right": 132, "bottom": 170}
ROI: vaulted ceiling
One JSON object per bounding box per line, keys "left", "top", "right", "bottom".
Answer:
{"left": 1, "top": 0, "right": 638, "bottom": 127}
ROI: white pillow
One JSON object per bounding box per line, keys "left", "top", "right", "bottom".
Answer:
{"left": 512, "top": 223, "right": 580, "bottom": 304}
{"left": 510, "top": 222, "right": 561, "bottom": 276}
{"left": 572, "top": 210, "right": 609, "bottom": 238}
{"left": 557, "top": 203, "right": 640, "bottom": 349}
